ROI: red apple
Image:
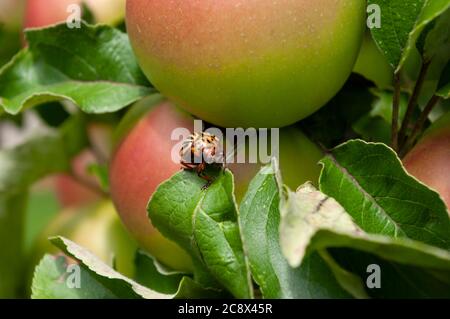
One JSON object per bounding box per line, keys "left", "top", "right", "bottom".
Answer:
{"left": 126, "top": 0, "right": 366, "bottom": 128}
{"left": 110, "top": 97, "right": 194, "bottom": 271}
{"left": 403, "top": 113, "right": 450, "bottom": 210}
{"left": 24, "top": 0, "right": 125, "bottom": 28}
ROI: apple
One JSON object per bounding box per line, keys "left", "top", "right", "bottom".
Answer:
{"left": 24, "top": 0, "right": 125, "bottom": 28}
{"left": 353, "top": 31, "right": 393, "bottom": 89}
{"left": 54, "top": 123, "right": 113, "bottom": 208}
{"left": 32, "top": 201, "right": 138, "bottom": 278}
{"left": 84, "top": 0, "right": 126, "bottom": 26}
{"left": 110, "top": 96, "right": 195, "bottom": 271}
{"left": 126, "top": 0, "right": 366, "bottom": 128}
{"left": 403, "top": 113, "right": 450, "bottom": 211}
{"left": 109, "top": 97, "right": 323, "bottom": 270}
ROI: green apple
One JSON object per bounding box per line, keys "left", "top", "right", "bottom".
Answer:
{"left": 403, "top": 113, "right": 450, "bottom": 211}
{"left": 109, "top": 97, "right": 323, "bottom": 271}
{"left": 126, "top": 0, "right": 366, "bottom": 128}
{"left": 353, "top": 31, "right": 393, "bottom": 88}
{"left": 32, "top": 201, "right": 138, "bottom": 278}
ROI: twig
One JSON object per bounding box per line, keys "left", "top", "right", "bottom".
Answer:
{"left": 398, "top": 60, "right": 431, "bottom": 145}
{"left": 89, "top": 141, "right": 109, "bottom": 165}
{"left": 69, "top": 169, "right": 108, "bottom": 197}
{"left": 399, "top": 95, "right": 441, "bottom": 157}
{"left": 391, "top": 72, "right": 402, "bottom": 151}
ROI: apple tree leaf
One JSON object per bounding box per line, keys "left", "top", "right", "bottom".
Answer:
{"left": 279, "top": 183, "right": 450, "bottom": 297}
{"left": 368, "top": 0, "right": 450, "bottom": 72}
{"left": 135, "top": 251, "right": 226, "bottom": 298}
{"left": 147, "top": 169, "right": 253, "bottom": 299}
{"left": 319, "top": 140, "right": 450, "bottom": 249}
{"left": 239, "top": 164, "right": 365, "bottom": 299}
{"left": 0, "top": 22, "right": 152, "bottom": 115}
{"left": 134, "top": 250, "right": 185, "bottom": 294}
{"left": 32, "top": 236, "right": 173, "bottom": 299}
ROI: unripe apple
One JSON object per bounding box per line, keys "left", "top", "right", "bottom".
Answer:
{"left": 24, "top": 0, "right": 125, "bottom": 28}
{"left": 32, "top": 201, "right": 138, "bottom": 278}
{"left": 109, "top": 97, "right": 323, "bottom": 270}
{"left": 126, "top": 0, "right": 366, "bottom": 128}
{"left": 84, "top": 0, "right": 126, "bottom": 26}
{"left": 353, "top": 31, "right": 393, "bottom": 89}
{"left": 403, "top": 113, "right": 450, "bottom": 211}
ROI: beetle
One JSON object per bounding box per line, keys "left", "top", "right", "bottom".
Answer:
{"left": 179, "top": 132, "right": 225, "bottom": 189}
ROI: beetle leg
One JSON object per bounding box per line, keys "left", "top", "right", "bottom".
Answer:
{"left": 201, "top": 179, "right": 213, "bottom": 190}
{"left": 181, "top": 162, "right": 196, "bottom": 171}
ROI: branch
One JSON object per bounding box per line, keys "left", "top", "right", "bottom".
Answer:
{"left": 398, "top": 61, "right": 431, "bottom": 145}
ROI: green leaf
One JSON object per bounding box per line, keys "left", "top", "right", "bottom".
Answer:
{"left": 438, "top": 82, "right": 450, "bottom": 99}
{"left": 369, "top": 90, "right": 409, "bottom": 123}
{"left": 87, "top": 163, "right": 109, "bottom": 192}
{"left": 280, "top": 183, "right": 450, "bottom": 269}
{"left": 352, "top": 90, "right": 409, "bottom": 143}
{"left": 422, "top": 8, "right": 450, "bottom": 62}
{"left": 319, "top": 140, "right": 450, "bottom": 249}
{"left": 174, "top": 277, "right": 227, "bottom": 299}
{"left": 299, "top": 79, "right": 374, "bottom": 148}
{"left": 147, "top": 169, "right": 253, "bottom": 299}
{"left": 33, "top": 238, "right": 225, "bottom": 299}
{"left": 332, "top": 249, "right": 450, "bottom": 298}
{"left": 368, "top": 0, "right": 450, "bottom": 72}
{"left": 33, "top": 237, "right": 173, "bottom": 299}
{"left": 352, "top": 115, "right": 391, "bottom": 144}
{"left": 0, "top": 116, "right": 88, "bottom": 298}
{"left": 0, "top": 27, "right": 21, "bottom": 67}
{"left": 0, "top": 22, "right": 152, "bottom": 115}
{"left": 134, "top": 250, "right": 185, "bottom": 294}
{"left": 32, "top": 254, "right": 123, "bottom": 299}
{"left": 239, "top": 165, "right": 362, "bottom": 298}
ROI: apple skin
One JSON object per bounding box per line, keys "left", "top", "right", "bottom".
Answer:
{"left": 353, "top": 31, "right": 393, "bottom": 89}
{"left": 126, "top": 0, "right": 366, "bottom": 128}
{"left": 24, "top": 0, "right": 125, "bottom": 28}
{"left": 110, "top": 97, "right": 323, "bottom": 270}
{"left": 32, "top": 201, "right": 138, "bottom": 278}
{"left": 403, "top": 113, "right": 450, "bottom": 210}
{"left": 110, "top": 97, "right": 195, "bottom": 271}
